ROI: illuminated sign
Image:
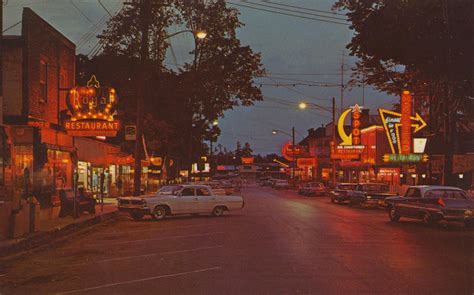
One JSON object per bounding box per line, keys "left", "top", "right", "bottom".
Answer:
{"left": 281, "top": 142, "right": 302, "bottom": 161}
{"left": 241, "top": 157, "right": 255, "bottom": 164}
{"left": 379, "top": 108, "right": 426, "bottom": 154}
{"left": 297, "top": 157, "right": 316, "bottom": 168}
{"left": 331, "top": 104, "right": 365, "bottom": 159}
{"left": 65, "top": 75, "right": 120, "bottom": 137}
{"left": 400, "top": 91, "right": 412, "bottom": 154}
{"left": 413, "top": 138, "right": 427, "bottom": 153}
{"left": 383, "top": 153, "right": 429, "bottom": 163}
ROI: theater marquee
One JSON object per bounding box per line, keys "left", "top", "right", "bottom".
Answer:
{"left": 64, "top": 75, "right": 120, "bottom": 137}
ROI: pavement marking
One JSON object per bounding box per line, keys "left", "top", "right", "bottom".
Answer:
{"left": 64, "top": 232, "right": 224, "bottom": 249}
{"left": 66, "top": 245, "right": 223, "bottom": 267}
{"left": 102, "top": 223, "right": 221, "bottom": 235}
{"left": 56, "top": 266, "right": 222, "bottom": 294}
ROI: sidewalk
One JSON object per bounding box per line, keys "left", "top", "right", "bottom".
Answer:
{"left": 0, "top": 199, "right": 119, "bottom": 259}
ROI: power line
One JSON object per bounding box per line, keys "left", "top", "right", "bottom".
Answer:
{"left": 263, "top": 1, "right": 347, "bottom": 17}
{"left": 228, "top": 2, "right": 348, "bottom": 25}
{"left": 98, "top": 0, "right": 113, "bottom": 17}
{"left": 2, "top": 20, "right": 21, "bottom": 33}
{"left": 244, "top": 1, "right": 347, "bottom": 21}
{"left": 70, "top": 0, "right": 94, "bottom": 24}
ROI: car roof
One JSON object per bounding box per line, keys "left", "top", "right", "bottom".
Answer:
{"left": 408, "top": 185, "right": 464, "bottom": 193}
{"left": 181, "top": 184, "right": 212, "bottom": 189}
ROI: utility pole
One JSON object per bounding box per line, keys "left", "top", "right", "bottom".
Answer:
{"left": 292, "top": 126, "right": 296, "bottom": 183}
{"left": 340, "top": 50, "right": 344, "bottom": 115}
{"left": 0, "top": 0, "right": 3, "bottom": 125}
{"left": 332, "top": 97, "right": 337, "bottom": 187}
{"left": 133, "top": 0, "right": 152, "bottom": 196}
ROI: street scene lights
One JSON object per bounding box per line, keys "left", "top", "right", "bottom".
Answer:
{"left": 298, "top": 102, "right": 307, "bottom": 110}
{"left": 195, "top": 30, "right": 207, "bottom": 39}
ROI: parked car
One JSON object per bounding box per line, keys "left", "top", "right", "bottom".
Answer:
{"left": 349, "top": 183, "right": 398, "bottom": 207}
{"left": 298, "top": 182, "right": 327, "bottom": 197}
{"left": 386, "top": 185, "right": 474, "bottom": 227}
{"left": 330, "top": 183, "right": 358, "bottom": 203}
{"left": 274, "top": 179, "right": 290, "bottom": 190}
{"left": 118, "top": 185, "right": 244, "bottom": 221}
{"left": 261, "top": 178, "right": 274, "bottom": 186}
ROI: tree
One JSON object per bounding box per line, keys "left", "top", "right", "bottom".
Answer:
{"left": 81, "top": 0, "right": 264, "bottom": 173}
{"left": 334, "top": 0, "right": 473, "bottom": 184}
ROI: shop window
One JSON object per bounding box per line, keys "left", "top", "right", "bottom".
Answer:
{"left": 39, "top": 59, "right": 48, "bottom": 103}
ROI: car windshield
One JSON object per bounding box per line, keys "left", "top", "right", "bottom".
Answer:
{"left": 338, "top": 184, "right": 357, "bottom": 190}
{"left": 362, "top": 184, "right": 389, "bottom": 192}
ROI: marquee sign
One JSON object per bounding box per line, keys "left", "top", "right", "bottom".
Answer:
{"left": 331, "top": 104, "right": 365, "bottom": 159}
{"left": 378, "top": 109, "right": 426, "bottom": 154}
{"left": 64, "top": 75, "right": 120, "bottom": 137}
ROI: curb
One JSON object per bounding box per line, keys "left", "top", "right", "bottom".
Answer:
{"left": 0, "top": 210, "right": 120, "bottom": 261}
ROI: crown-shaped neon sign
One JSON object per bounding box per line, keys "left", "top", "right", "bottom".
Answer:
{"left": 66, "top": 75, "right": 117, "bottom": 122}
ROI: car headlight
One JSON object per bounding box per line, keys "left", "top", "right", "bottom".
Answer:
{"left": 366, "top": 196, "right": 372, "bottom": 199}
{"left": 465, "top": 210, "right": 473, "bottom": 216}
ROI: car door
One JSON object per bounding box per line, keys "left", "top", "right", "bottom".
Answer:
{"left": 179, "top": 187, "right": 199, "bottom": 214}
{"left": 196, "top": 187, "right": 216, "bottom": 213}
{"left": 399, "top": 188, "right": 422, "bottom": 217}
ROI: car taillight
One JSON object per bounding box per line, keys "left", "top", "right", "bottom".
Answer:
{"left": 437, "top": 198, "right": 446, "bottom": 207}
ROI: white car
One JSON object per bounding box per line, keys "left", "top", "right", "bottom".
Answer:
{"left": 118, "top": 185, "right": 244, "bottom": 220}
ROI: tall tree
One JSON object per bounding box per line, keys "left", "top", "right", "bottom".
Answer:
{"left": 334, "top": 0, "right": 473, "bottom": 184}
{"left": 83, "top": 0, "right": 264, "bottom": 174}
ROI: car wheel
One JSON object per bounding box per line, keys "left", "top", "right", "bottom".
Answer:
{"left": 421, "top": 212, "right": 433, "bottom": 225}
{"left": 212, "top": 206, "right": 225, "bottom": 217}
{"left": 130, "top": 212, "right": 144, "bottom": 221}
{"left": 152, "top": 206, "right": 167, "bottom": 221}
{"left": 388, "top": 207, "right": 400, "bottom": 222}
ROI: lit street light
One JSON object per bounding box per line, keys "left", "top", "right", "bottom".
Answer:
{"left": 299, "top": 102, "right": 307, "bottom": 110}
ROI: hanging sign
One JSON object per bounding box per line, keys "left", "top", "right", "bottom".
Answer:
{"left": 281, "top": 142, "right": 302, "bottom": 161}
{"left": 64, "top": 75, "right": 120, "bottom": 137}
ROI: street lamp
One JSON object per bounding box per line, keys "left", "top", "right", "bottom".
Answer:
{"left": 209, "top": 120, "right": 218, "bottom": 176}
{"left": 195, "top": 30, "right": 207, "bottom": 39}
{"left": 133, "top": 28, "right": 206, "bottom": 195}
{"left": 272, "top": 128, "right": 297, "bottom": 183}
{"left": 298, "top": 99, "right": 335, "bottom": 186}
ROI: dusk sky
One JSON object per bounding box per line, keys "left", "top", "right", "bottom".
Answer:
{"left": 4, "top": 0, "right": 396, "bottom": 155}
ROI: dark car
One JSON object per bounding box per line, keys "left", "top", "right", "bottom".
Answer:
{"left": 298, "top": 182, "right": 327, "bottom": 197}
{"left": 330, "top": 183, "right": 358, "bottom": 203}
{"left": 349, "top": 183, "right": 398, "bottom": 207}
{"left": 386, "top": 185, "right": 474, "bottom": 227}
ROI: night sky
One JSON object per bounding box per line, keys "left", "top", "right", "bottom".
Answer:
{"left": 4, "top": 0, "right": 396, "bottom": 155}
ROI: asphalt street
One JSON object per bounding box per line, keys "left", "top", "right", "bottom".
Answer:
{"left": 0, "top": 186, "right": 473, "bottom": 294}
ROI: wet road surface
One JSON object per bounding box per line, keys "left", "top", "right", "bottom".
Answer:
{"left": 0, "top": 186, "right": 473, "bottom": 294}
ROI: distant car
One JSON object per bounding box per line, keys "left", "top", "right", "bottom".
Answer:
{"left": 262, "top": 178, "right": 275, "bottom": 186}
{"left": 349, "top": 183, "right": 398, "bottom": 207}
{"left": 274, "top": 180, "right": 290, "bottom": 190}
{"left": 118, "top": 185, "right": 244, "bottom": 220}
{"left": 386, "top": 186, "right": 474, "bottom": 227}
{"left": 330, "top": 183, "right": 358, "bottom": 203}
{"left": 298, "top": 182, "right": 327, "bottom": 197}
